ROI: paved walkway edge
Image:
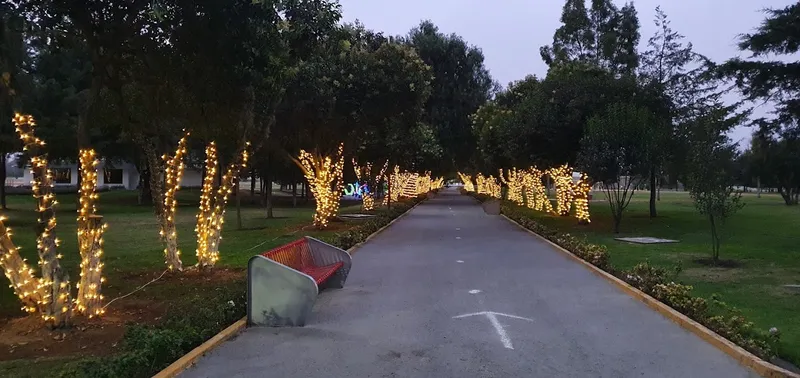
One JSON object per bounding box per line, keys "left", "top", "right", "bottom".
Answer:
{"left": 153, "top": 197, "right": 428, "bottom": 378}
{"left": 500, "top": 213, "right": 800, "bottom": 378}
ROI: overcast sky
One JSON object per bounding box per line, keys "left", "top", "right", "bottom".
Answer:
{"left": 338, "top": 0, "right": 796, "bottom": 148}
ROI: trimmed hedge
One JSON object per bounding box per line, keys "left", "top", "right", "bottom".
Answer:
{"left": 57, "top": 195, "right": 426, "bottom": 378}
{"left": 467, "top": 191, "right": 778, "bottom": 360}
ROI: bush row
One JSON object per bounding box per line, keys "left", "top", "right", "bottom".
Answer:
{"left": 467, "top": 191, "right": 778, "bottom": 360}
{"left": 58, "top": 195, "right": 426, "bottom": 378}
{"left": 325, "top": 195, "right": 425, "bottom": 250}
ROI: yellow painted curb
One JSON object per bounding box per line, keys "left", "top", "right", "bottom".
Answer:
{"left": 152, "top": 197, "right": 427, "bottom": 377}
{"left": 500, "top": 213, "right": 800, "bottom": 378}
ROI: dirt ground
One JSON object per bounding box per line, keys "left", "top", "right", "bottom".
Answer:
{"left": 0, "top": 268, "right": 244, "bottom": 362}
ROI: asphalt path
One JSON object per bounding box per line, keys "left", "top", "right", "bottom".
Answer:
{"left": 183, "top": 187, "right": 758, "bottom": 378}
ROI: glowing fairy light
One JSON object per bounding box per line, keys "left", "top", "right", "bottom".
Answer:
{"left": 352, "top": 159, "right": 388, "bottom": 211}
{"left": 572, "top": 173, "right": 592, "bottom": 223}
{"left": 500, "top": 168, "right": 525, "bottom": 205}
{"left": 549, "top": 164, "right": 574, "bottom": 216}
{"left": 161, "top": 132, "right": 190, "bottom": 271}
{"left": 75, "top": 149, "right": 106, "bottom": 318}
{"left": 196, "top": 142, "right": 250, "bottom": 270}
{"left": 297, "top": 143, "right": 345, "bottom": 229}
{"left": 13, "top": 113, "right": 71, "bottom": 327}
{"left": 458, "top": 172, "right": 474, "bottom": 192}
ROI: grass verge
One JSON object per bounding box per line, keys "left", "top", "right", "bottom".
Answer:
{"left": 467, "top": 190, "right": 795, "bottom": 367}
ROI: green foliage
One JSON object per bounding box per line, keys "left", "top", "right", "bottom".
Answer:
{"left": 540, "top": 0, "right": 640, "bottom": 75}
{"left": 718, "top": 3, "right": 800, "bottom": 124}
{"left": 578, "top": 102, "right": 657, "bottom": 232}
{"left": 403, "top": 20, "right": 495, "bottom": 174}
{"left": 57, "top": 284, "right": 246, "bottom": 378}
{"left": 685, "top": 106, "right": 746, "bottom": 262}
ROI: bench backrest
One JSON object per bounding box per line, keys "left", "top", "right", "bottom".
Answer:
{"left": 262, "top": 238, "right": 316, "bottom": 271}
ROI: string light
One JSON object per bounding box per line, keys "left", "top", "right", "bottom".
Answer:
{"left": 572, "top": 173, "right": 592, "bottom": 224}
{"left": 13, "top": 113, "right": 71, "bottom": 327}
{"left": 458, "top": 172, "right": 474, "bottom": 192}
{"left": 352, "top": 159, "right": 388, "bottom": 211}
{"left": 549, "top": 164, "right": 574, "bottom": 216}
{"left": 431, "top": 177, "right": 444, "bottom": 190}
{"left": 160, "top": 132, "right": 190, "bottom": 271}
{"left": 0, "top": 218, "right": 42, "bottom": 314}
{"left": 475, "top": 174, "right": 501, "bottom": 198}
{"left": 75, "top": 149, "right": 106, "bottom": 318}
{"left": 196, "top": 142, "right": 250, "bottom": 270}
{"left": 500, "top": 168, "right": 525, "bottom": 205}
{"left": 416, "top": 172, "right": 432, "bottom": 195}
{"left": 298, "top": 143, "right": 345, "bottom": 229}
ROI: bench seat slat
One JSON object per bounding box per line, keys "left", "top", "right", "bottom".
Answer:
{"left": 300, "top": 262, "right": 344, "bottom": 285}
{"left": 261, "top": 238, "right": 343, "bottom": 285}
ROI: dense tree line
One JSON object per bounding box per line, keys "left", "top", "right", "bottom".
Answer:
{"left": 0, "top": 1, "right": 495, "bottom": 210}
{"left": 470, "top": 1, "right": 798, "bottom": 262}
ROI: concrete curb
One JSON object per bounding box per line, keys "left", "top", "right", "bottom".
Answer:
{"left": 500, "top": 213, "right": 800, "bottom": 378}
{"left": 153, "top": 197, "right": 427, "bottom": 378}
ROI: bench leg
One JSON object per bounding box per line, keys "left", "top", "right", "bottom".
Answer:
{"left": 248, "top": 256, "right": 319, "bottom": 327}
{"left": 321, "top": 268, "right": 348, "bottom": 289}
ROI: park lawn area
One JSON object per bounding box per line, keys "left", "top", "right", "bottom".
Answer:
{"left": 0, "top": 189, "right": 367, "bottom": 376}
{"left": 514, "top": 191, "right": 800, "bottom": 365}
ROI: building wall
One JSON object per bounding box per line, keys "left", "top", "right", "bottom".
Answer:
{"left": 18, "top": 161, "right": 203, "bottom": 191}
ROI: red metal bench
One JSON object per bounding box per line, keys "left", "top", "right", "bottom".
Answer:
{"left": 248, "top": 237, "right": 352, "bottom": 327}
{"left": 261, "top": 238, "right": 344, "bottom": 285}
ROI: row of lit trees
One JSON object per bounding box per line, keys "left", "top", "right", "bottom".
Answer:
{"left": 0, "top": 114, "right": 105, "bottom": 328}
{"left": 461, "top": 164, "right": 592, "bottom": 224}
{"left": 297, "top": 143, "right": 443, "bottom": 229}
{"left": 0, "top": 114, "right": 251, "bottom": 327}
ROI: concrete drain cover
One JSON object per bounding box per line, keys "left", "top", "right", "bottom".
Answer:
{"left": 339, "top": 214, "right": 376, "bottom": 219}
{"left": 615, "top": 237, "right": 679, "bottom": 244}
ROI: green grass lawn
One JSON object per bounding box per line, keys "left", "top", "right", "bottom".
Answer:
{"left": 0, "top": 189, "right": 366, "bottom": 317}
{"left": 514, "top": 190, "right": 800, "bottom": 365}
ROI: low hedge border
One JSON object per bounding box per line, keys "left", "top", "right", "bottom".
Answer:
{"left": 56, "top": 195, "right": 426, "bottom": 378}
{"left": 465, "top": 190, "right": 779, "bottom": 362}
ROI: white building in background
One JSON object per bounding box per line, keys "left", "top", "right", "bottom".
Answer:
{"left": 9, "top": 157, "right": 203, "bottom": 190}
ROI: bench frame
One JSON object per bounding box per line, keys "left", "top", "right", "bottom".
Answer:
{"left": 247, "top": 236, "right": 352, "bottom": 327}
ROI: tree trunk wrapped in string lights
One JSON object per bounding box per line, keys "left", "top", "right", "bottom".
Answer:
{"left": 416, "top": 172, "right": 432, "bottom": 195}
{"left": 476, "top": 174, "right": 501, "bottom": 198}
{"left": 384, "top": 165, "right": 411, "bottom": 204}
{"left": 196, "top": 142, "right": 250, "bottom": 270}
{"left": 352, "top": 158, "right": 388, "bottom": 211}
{"left": 296, "top": 143, "right": 345, "bottom": 229}
{"left": 0, "top": 218, "right": 42, "bottom": 314}
{"left": 549, "top": 164, "right": 574, "bottom": 216}
{"left": 523, "top": 167, "right": 552, "bottom": 213}
{"left": 572, "top": 173, "right": 592, "bottom": 224}
{"left": 75, "top": 149, "right": 106, "bottom": 317}
{"left": 138, "top": 131, "right": 190, "bottom": 271}
{"left": 458, "top": 172, "right": 474, "bottom": 192}
{"left": 500, "top": 168, "right": 525, "bottom": 205}
{"left": 161, "top": 132, "right": 189, "bottom": 271}
{"left": 432, "top": 177, "right": 444, "bottom": 190}
{"left": 14, "top": 113, "right": 72, "bottom": 327}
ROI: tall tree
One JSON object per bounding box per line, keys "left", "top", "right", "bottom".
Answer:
{"left": 0, "top": 4, "right": 28, "bottom": 209}
{"left": 577, "top": 102, "right": 657, "bottom": 233}
{"left": 541, "top": 0, "right": 640, "bottom": 75}
{"left": 684, "top": 104, "right": 747, "bottom": 264}
{"left": 404, "top": 21, "right": 495, "bottom": 174}
{"left": 719, "top": 3, "right": 800, "bottom": 125}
